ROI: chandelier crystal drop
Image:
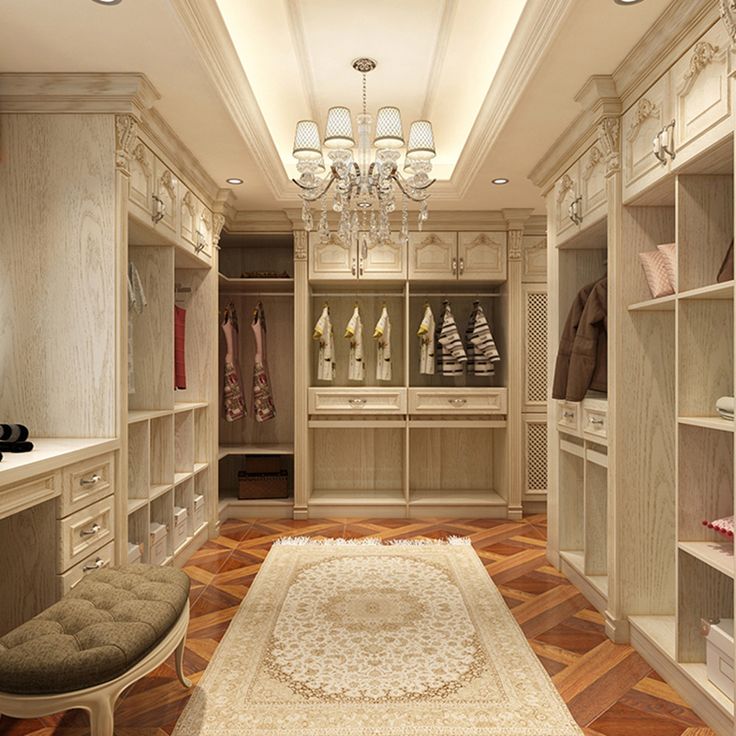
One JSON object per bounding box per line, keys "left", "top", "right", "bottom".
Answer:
{"left": 292, "top": 57, "right": 436, "bottom": 246}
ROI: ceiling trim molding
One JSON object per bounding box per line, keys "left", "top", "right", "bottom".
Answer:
{"left": 0, "top": 72, "right": 159, "bottom": 115}
{"left": 170, "top": 0, "right": 293, "bottom": 201}
{"left": 285, "top": 0, "right": 320, "bottom": 125}
{"left": 421, "top": 0, "right": 458, "bottom": 120}
{"left": 447, "top": 0, "right": 575, "bottom": 199}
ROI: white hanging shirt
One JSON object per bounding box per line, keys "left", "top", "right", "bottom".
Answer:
{"left": 466, "top": 304, "right": 500, "bottom": 376}
{"left": 127, "top": 262, "right": 147, "bottom": 394}
{"left": 312, "top": 305, "right": 335, "bottom": 381}
{"left": 437, "top": 303, "right": 467, "bottom": 376}
{"left": 417, "top": 304, "right": 435, "bottom": 375}
{"left": 373, "top": 306, "right": 392, "bottom": 382}
{"left": 344, "top": 306, "right": 365, "bottom": 382}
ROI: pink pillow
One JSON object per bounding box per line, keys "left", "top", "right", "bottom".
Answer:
{"left": 703, "top": 515, "right": 735, "bottom": 539}
{"left": 639, "top": 250, "right": 675, "bottom": 298}
{"left": 657, "top": 243, "right": 676, "bottom": 291}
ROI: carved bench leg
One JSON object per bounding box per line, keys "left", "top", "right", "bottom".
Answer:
{"left": 87, "top": 693, "right": 116, "bottom": 736}
{"left": 175, "top": 631, "right": 192, "bottom": 689}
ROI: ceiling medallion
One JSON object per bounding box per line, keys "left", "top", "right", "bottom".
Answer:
{"left": 291, "top": 57, "right": 436, "bottom": 247}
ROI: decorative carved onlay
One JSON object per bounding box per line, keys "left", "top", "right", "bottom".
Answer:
{"left": 468, "top": 233, "right": 497, "bottom": 246}
{"left": 677, "top": 41, "right": 724, "bottom": 95}
{"left": 582, "top": 145, "right": 603, "bottom": 181}
{"left": 181, "top": 189, "right": 195, "bottom": 214}
{"left": 418, "top": 233, "right": 447, "bottom": 245}
{"left": 294, "top": 231, "right": 308, "bottom": 260}
{"left": 721, "top": 0, "right": 736, "bottom": 47}
{"left": 598, "top": 116, "right": 621, "bottom": 178}
{"left": 114, "top": 114, "right": 138, "bottom": 173}
{"left": 159, "top": 169, "right": 176, "bottom": 200}
{"left": 212, "top": 213, "right": 226, "bottom": 248}
{"left": 507, "top": 229, "right": 523, "bottom": 261}
{"left": 627, "top": 97, "right": 659, "bottom": 142}
{"left": 131, "top": 143, "right": 150, "bottom": 175}
{"left": 555, "top": 174, "right": 575, "bottom": 204}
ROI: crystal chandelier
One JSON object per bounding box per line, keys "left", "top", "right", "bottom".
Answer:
{"left": 291, "top": 57, "right": 436, "bottom": 246}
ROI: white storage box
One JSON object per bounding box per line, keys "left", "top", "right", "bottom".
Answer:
{"left": 173, "top": 506, "right": 188, "bottom": 550}
{"left": 705, "top": 618, "right": 734, "bottom": 698}
{"left": 193, "top": 493, "right": 205, "bottom": 530}
{"left": 149, "top": 522, "right": 168, "bottom": 566}
{"left": 127, "top": 541, "right": 143, "bottom": 565}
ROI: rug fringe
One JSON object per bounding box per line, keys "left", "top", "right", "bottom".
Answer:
{"left": 273, "top": 536, "right": 471, "bottom": 547}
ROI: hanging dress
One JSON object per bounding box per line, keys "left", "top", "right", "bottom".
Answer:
{"left": 417, "top": 303, "right": 435, "bottom": 375}
{"left": 127, "top": 262, "right": 147, "bottom": 395}
{"left": 373, "top": 305, "right": 392, "bottom": 382}
{"left": 251, "top": 302, "right": 276, "bottom": 422}
{"left": 466, "top": 302, "right": 500, "bottom": 376}
{"left": 313, "top": 305, "right": 336, "bottom": 381}
{"left": 222, "top": 302, "right": 246, "bottom": 422}
{"left": 344, "top": 305, "right": 365, "bottom": 382}
{"left": 436, "top": 302, "right": 467, "bottom": 376}
{"left": 174, "top": 305, "right": 187, "bottom": 389}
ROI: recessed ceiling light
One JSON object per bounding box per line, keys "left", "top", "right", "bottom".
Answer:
{"left": 491, "top": 178, "right": 509, "bottom": 185}
{"left": 91, "top": 0, "right": 122, "bottom": 5}
{"left": 226, "top": 177, "right": 243, "bottom": 185}
{"left": 613, "top": 0, "right": 644, "bottom": 5}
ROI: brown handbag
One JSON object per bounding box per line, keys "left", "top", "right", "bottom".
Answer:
{"left": 717, "top": 239, "right": 734, "bottom": 283}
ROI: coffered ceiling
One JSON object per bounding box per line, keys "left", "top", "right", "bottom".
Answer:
{"left": 0, "top": 0, "right": 673, "bottom": 216}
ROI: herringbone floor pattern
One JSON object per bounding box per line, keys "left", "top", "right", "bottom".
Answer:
{"left": 0, "top": 516, "right": 717, "bottom": 736}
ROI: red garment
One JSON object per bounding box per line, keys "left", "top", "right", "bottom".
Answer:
{"left": 174, "top": 306, "right": 187, "bottom": 390}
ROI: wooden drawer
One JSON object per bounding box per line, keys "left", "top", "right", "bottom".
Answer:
{"left": 59, "top": 453, "right": 114, "bottom": 518}
{"left": 0, "top": 472, "right": 60, "bottom": 521}
{"left": 58, "top": 495, "right": 114, "bottom": 572}
{"left": 582, "top": 400, "right": 608, "bottom": 441}
{"left": 557, "top": 401, "right": 581, "bottom": 434}
{"left": 308, "top": 388, "right": 406, "bottom": 415}
{"left": 408, "top": 388, "right": 507, "bottom": 415}
{"left": 57, "top": 540, "right": 114, "bottom": 596}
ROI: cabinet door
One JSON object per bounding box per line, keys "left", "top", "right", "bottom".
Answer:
{"left": 457, "top": 232, "right": 507, "bottom": 281}
{"left": 128, "top": 140, "right": 154, "bottom": 218}
{"left": 196, "top": 201, "right": 213, "bottom": 259}
{"left": 622, "top": 75, "right": 671, "bottom": 203}
{"left": 358, "top": 232, "right": 406, "bottom": 279}
{"left": 672, "top": 22, "right": 732, "bottom": 167}
{"left": 309, "top": 232, "right": 358, "bottom": 280}
{"left": 554, "top": 163, "right": 580, "bottom": 245}
{"left": 522, "top": 234, "right": 547, "bottom": 283}
{"left": 153, "top": 156, "right": 178, "bottom": 240}
{"left": 180, "top": 188, "right": 196, "bottom": 247}
{"left": 408, "top": 232, "right": 457, "bottom": 280}
{"left": 579, "top": 142, "right": 607, "bottom": 229}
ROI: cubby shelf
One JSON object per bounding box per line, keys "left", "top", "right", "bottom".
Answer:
{"left": 628, "top": 294, "right": 676, "bottom": 312}
{"left": 309, "top": 489, "right": 406, "bottom": 506}
{"left": 218, "top": 444, "right": 295, "bottom": 460}
{"left": 174, "top": 401, "right": 209, "bottom": 413}
{"left": 128, "top": 409, "right": 173, "bottom": 424}
{"left": 174, "top": 471, "right": 193, "bottom": 486}
{"left": 679, "top": 281, "right": 734, "bottom": 301}
{"left": 678, "top": 541, "right": 734, "bottom": 579}
{"left": 678, "top": 416, "right": 735, "bottom": 433}
{"left": 127, "top": 498, "right": 148, "bottom": 515}
{"left": 408, "top": 489, "right": 505, "bottom": 506}
{"left": 150, "top": 484, "right": 173, "bottom": 501}
{"left": 218, "top": 275, "right": 295, "bottom": 293}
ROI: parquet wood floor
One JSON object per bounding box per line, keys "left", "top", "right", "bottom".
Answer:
{"left": 0, "top": 516, "right": 719, "bottom": 736}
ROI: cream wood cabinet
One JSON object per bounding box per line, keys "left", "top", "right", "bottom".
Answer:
{"left": 153, "top": 156, "right": 178, "bottom": 241}
{"left": 554, "top": 165, "right": 580, "bottom": 244}
{"left": 309, "top": 232, "right": 405, "bottom": 280}
{"left": 129, "top": 141, "right": 155, "bottom": 216}
{"left": 522, "top": 235, "right": 547, "bottom": 283}
{"left": 180, "top": 189, "right": 213, "bottom": 260}
{"left": 623, "top": 22, "right": 733, "bottom": 203}
{"left": 409, "top": 231, "right": 506, "bottom": 281}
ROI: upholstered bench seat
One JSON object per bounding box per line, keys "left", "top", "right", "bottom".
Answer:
{"left": 0, "top": 564, "right": 192, "bottom": 736}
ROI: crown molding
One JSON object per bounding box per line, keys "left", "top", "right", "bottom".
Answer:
{"left": 228, "top": 210, "right": 297, "bottom": 233}
{"left": 170, "top": 0, "right": 293, "bottom": 201}
{"left": 0, "top": 73, "right": 159, "bottom": 115}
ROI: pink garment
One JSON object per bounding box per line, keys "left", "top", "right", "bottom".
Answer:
{"left": 174, "top": 306, "right": 187, "bottom": 390}
{"left": 222, "top": 303, "right": 246, "bottom": 422}
{"left": 251, "top": 302, "right": 276, "bottom": 423}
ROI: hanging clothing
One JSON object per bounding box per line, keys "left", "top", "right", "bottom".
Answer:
{"left": 373, "top": 306, "right": 392, "bottom": 382}
{"left": 251, "top": 302, "right": 276, "bottom": 423}
{"left": 417, "top": 304, "right": 436, "bottom": 375}
{"left": 436, "top": 302, "right": 467, "bottom": 376}
{"left": 552, "top": 278, "right": 607, "bottom": 401}
{"left": 222, "top": 302, "right": 246, "bottom": 422}
{"left": 313, "top": 305, "right": 336, "bottom": 381}
{"left": 127, "top": 262, "right": 147, "bottom": 395}
{"left": 174, "top": 305, "right": 187, "bottom": 390}
{"left": 466, "top": 303, "right": 500, "bottom": 376}
{"left": 344, "top": 306, "right": 365, "bottom": 382}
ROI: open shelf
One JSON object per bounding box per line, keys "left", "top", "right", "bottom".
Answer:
{"left": 174, "top": 401, "right": 209, "bottom": 413}
{"left": 679, "top": 281, "right": 734, "bottom": 301}
{"left": 193, "top": 462, "right": 208, "bottom": 475}
{"left": 150, "top": 483, "right": 173, "bottom": 501}
{"left": 678, "top": 416, "right": 734, "bottom": 433}
{"left": 628, "top": 294, "right": 677, "bottom": 312}
{"left": 408, "top": 489, "right": 505, "bottom": 506}
{"left": 127, "top": 497, "right": 148, "bottom": 515}
{"left": 678, "top": 541, "right": 734, "bottom": 579}
{"left": 219, "top": 275, "right": 294, "bottom": 293}
{"left": 218, "top": 443, "right": 295, "bottom": 460}
{"left": 128, "top": 409, "right": 173, "bottom": 424}
{"left": 310, "top": 489, "right": 406, "bottom": 506}
{"left": 174, "top": 471, "right": 193, "bottom": 486}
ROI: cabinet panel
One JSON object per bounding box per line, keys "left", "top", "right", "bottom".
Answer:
{"left": 457, "top": 232, "right": 507, "bottom": 281}
{"left": 128, "top": 140, "right": 154, "bottom": 217}
{"left": 408, "top": 388, "right": 507, "bottom": 415}
{"left": 522, "top": 234, "right": 547, "bottom": 283}
{"left": 579, "top": 142, "right": 607, "bottom": 229}
{"left": 523, "top": 415, "right": 548, "bottom": 498}
{"left": 59, "top": 453, "right": 114, "bottom": 518}
{"left": 555, "top": 163, "right": 580, "bottom": 244}
{"left": 672, "top": 22, "right": 732, "bottom": 166}
{"left": 153, "top": 156, "right": 178, "bottom": 240}
{"left": 622, "top": 75, "right": 671, "bottom": 202}
{"left": 309, "top": 232, "right": 357, "bottom": 280}
{"left": 359, "top": 232, "right": 406, "bottom": 279}
{"left": 308, "top": 387, "right": 406, "bottom": 414}
{"left": 57, "top": 494, "right": 114, "bottom": 571}
{"left": 196, "top": 200, "right": 213, "bottom": 259}
{"left": 180, "top": 188, "right": 197, "bottom": 247}
{"left": 408, "top": 232, "right": 457, "bottom": 280}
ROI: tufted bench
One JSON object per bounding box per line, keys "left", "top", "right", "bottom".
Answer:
{"left": 0, "top": 565, "right": 191, "bottom": 736}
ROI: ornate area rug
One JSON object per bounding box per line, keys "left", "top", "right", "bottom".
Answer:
{"left": 172, "top": 538, "right": 582, "bottom": 735}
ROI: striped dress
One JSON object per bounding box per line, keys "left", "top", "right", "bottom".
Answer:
{"left": 435, "top": 302, "right": 467, "bottom": 376}
{"left": 466, "top": 303, "right": 500, "bottom": 376}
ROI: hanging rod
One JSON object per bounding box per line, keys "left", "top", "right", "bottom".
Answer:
{"left": 410, "top": 292, "right": 501, "bottom": 298}
{"left": 221, "top": 291, "right": 294, "bottom": 297}
{"left": 310, "top": 291, "right": 404, "bottom": 298}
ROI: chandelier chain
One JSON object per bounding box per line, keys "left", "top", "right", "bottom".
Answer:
{"left": 362, "top": 73, "right": 367, "bottom": 115}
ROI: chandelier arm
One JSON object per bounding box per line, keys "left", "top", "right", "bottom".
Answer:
{"left": 291, "top": 171, "right": 337, "bottom": 200}
{"left": 390, "top": 173, "right": 436, "bottom": 201}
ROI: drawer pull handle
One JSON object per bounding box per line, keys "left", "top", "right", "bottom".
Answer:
{"left": 449, "top": 398, "right": 467, "bottom": 406}
{"left": 589, "top": 417, "right": 604, "bottom": 425}
{"left": 80, "top": 523, "right": 101, "bottom": 537}
{"left": 83, "top": 558, "right": 106, "bottom": 573}
{"left": 348, "top": 398, "right": 367, "bottom": 407}
{"left": 563, "top": 411, "right": 575, "bottom": 419}
{"left": 80, "top": 473, "right": 102, "bottom": 487}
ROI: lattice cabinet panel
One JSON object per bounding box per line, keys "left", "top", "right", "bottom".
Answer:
{"left": 523, "top": 415, "right": 548, "bottom": 498}
{"left": 523, "top": 285, "right": 548, "bottom": 411}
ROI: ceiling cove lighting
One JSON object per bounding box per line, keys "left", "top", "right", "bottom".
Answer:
{"left": 491, "top": 178, "right": 509, "bottom": 185}
{"left": 291, "top": 57, "right": 436, "bottom": 247}
{"left": 226, "top": 178, "right": 243, "bottom": 185}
